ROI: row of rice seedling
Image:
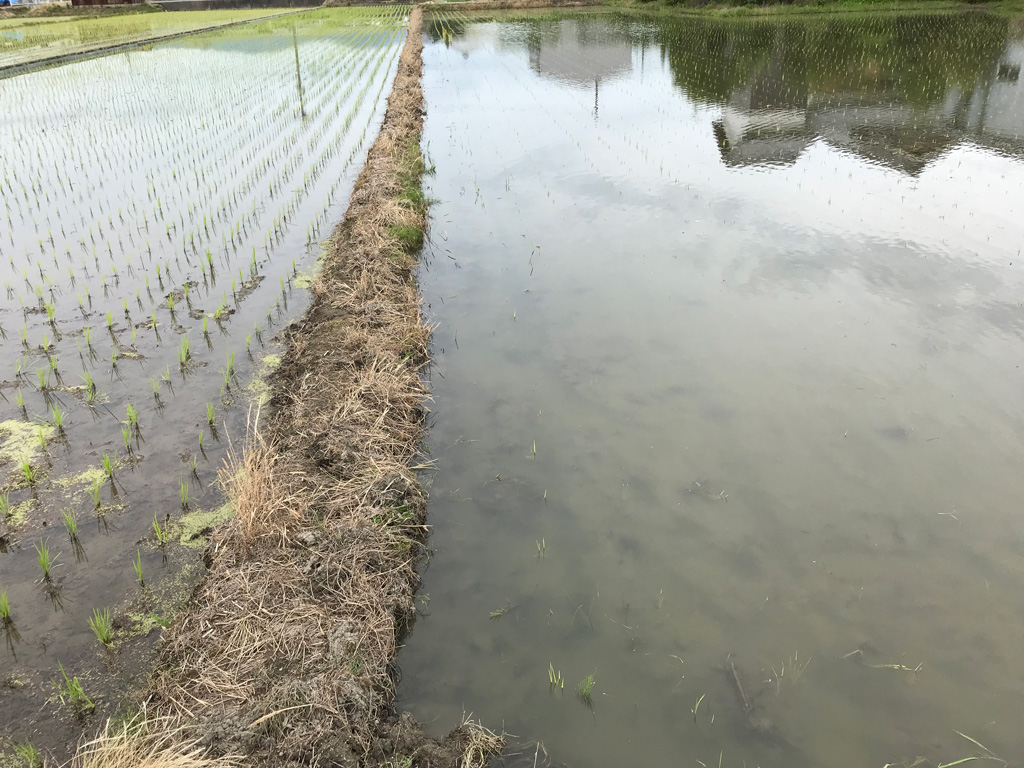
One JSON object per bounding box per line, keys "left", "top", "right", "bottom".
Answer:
{"left": 0, "top": 9, "right": 300, "bottom": 70}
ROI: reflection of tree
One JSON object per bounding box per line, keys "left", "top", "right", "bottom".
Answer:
{"left": 664, "top": 14, "right": 1008, "bottom": 109}
{"left": 663, "top": 18, "right": 777, "bottom": 104}
{"left": 424, "top": 18, "right": 467, "bottom": 43}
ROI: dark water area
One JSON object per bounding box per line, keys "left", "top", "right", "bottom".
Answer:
{"left": 399, "top": 9, "right": 1024, "bottom": 768}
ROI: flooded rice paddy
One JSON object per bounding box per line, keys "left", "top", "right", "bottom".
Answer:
{"left": 399, "top": 9, "right": 1024, "bottom": 768}
{"left": 0, "top": 6, "right": 406, "bottom": 757}
{"left": 0, "top": 9, "right": 295, "bottom": 70}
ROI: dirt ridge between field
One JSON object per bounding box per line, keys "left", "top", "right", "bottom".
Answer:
{"left": 131, "top": 7, "right": 503, "bottom": 767}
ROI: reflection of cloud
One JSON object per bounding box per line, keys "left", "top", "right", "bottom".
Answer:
{"left": 527, "top": 19, "right": 631, "bottom": 89}
{"left": 735, "top": 211, "right": 1024, "bottom": 342}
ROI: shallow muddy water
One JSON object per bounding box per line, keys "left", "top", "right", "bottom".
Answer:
{"left": 399, "top": 10, "right": 1024, "bottom": 767}
{"left": 0, "top": 7, "right": 406, "bottom": 757}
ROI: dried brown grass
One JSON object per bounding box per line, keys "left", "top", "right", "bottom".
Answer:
{"left": 72, "top": 715, "right": 239, "bottom": 768}
{"left": 145, "top": 7, "right": 503, "bottom": 767}
{"left": 456, "top": 719, "right": 506, "bottom": 768}
{"left": 220, "top": 423, "right": 306, "bottom": 547}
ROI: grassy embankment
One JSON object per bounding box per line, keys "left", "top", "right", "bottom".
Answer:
{"left": 0, "top": 2, "right": 162, "bottom": 20}
{"left": 55, "top": 6, "right": 503, "bottom": 768}
{"left": 428, "top": 0, "right": 1024, "bottom": 15}
{"left": 600, "top": 0, "right": 1024, "bottom": 15}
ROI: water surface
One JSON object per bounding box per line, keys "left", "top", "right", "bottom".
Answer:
{"left": 399, "top": 11, "right": 1024, "bottom": 767}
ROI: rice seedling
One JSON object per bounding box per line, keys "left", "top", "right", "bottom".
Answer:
{"left": 35, "top": 540, "right": 58, "bottom": 581}
{"left": 54, "top": 662, "right": 93, "bottom": 714}
{"left": 180, "top": 478, "right": 190, "bottom": 509}
{"left": 692, "top": 693, "right": 706, "bottom": 722}
{"left": 51, "top": 405, "right": 65, "bottom": 432}
{"left": 102, "top": 452, "right": 115, "bottom": 480}
{"left": 206, "top": 402, "right": 216, "bottom": 425}
{"left": 121, "top": 425, "right": 132, "bottom": 453}
{"left": 0, "top": 494, "right": 9, "bottom": 519}
{"left": 14, "top": 389, "right": 25, "bottom": 410}
{"left": 88, "top": 607, "right": 114, "bottom": 646}
{"left": 178, "top": 337, "right": 191, "bottom": 369}
{"left": 62, "top": 509, "right": 77, "bottom": 539}
{"left": 548, "top": 663, "right": 564, "bottom": 689}
{"left": 37, "top": 428, "right": 46, "bottom": 453}
{"left": 132, "top": 549, "right": 144, "bottom": 586}
{"left": 152, "top": 515, "right": 169, "bottom": 547}
{"left": 88, "top": 478, "right": 103, "bottom": 509}
{"left": 126, "top": 402, "right": 139, "bottom": 430}
{"left": 0, "top": 591, "right": 10, "bottom": 625}
{"left": 577, "top": 672, "right": 596, "bottom": 703}
{"left": 21, "top": 461, "right": 36, "bottom": 486}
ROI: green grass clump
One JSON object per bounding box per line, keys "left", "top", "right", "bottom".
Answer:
{"left": 390, "top": 224, "right": 424, "bottom": 253}
{"left": 12, "top": 742, "right": 42, "bottom": 768}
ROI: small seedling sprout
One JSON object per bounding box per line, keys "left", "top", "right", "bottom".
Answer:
{"left": 133, "top": 549, "right": 144, "bottom": 586}
{"left": 153, "top": 515, "right": 168, "bottom": 547}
